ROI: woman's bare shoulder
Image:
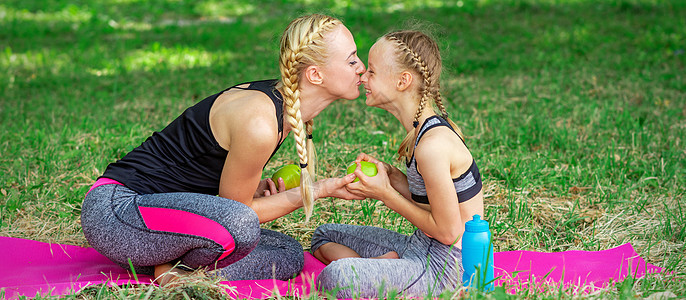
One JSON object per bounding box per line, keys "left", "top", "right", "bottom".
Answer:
{"left": 210, "top": 88, "right": 280, "bottom": 150}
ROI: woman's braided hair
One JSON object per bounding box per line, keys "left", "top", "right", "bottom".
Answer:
{"left": 384, "top": 30, "right": 462, "bottom": 162}
{"left": 278, "top": 14, "right": 341, "bottom": 221}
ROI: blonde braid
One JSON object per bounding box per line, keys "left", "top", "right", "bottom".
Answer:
{"left": 411, "top": 47, "right": 432, "bottom": 124}
{"left": 434, "top": 89, "right": 464, "bottom": 137}
{"left": 279, "top": 14, "right": 339, "bottom": 222}
{"left": 433, "top": 87, "right": 448, "bottom": 118}
{"left": 383, "top": 30, "right": 460, "bottom": 161}
{"left": 389, "top": 35, "right": 433, "bottom": 161}
{"left": 306, "top": 120, "right": 316, "bottom": 179}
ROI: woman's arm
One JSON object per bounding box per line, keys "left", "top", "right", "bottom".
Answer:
{"left": 218, "top": 121, "right": 363, "bottom": 222}
{"left": 217, "top": 114, "right": 295, "bottom": 222}
{"left": 215, "top": 96, "right": 364, "bottom": 222}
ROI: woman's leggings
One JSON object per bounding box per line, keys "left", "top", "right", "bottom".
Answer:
{"left": 311, "top": 223, "right": 463, "bottom": 298}
{"left": 81, "top": 182, "right": 304, "bottom": 280}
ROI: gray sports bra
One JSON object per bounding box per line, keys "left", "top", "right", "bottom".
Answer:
{"left": 406, "top": 115, "right": 482, "bottom": 204}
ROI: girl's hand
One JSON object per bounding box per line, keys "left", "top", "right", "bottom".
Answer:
{"left": 355, "top": 152, "right": 382, "bottom": 164}
{"left": 355, "top": 152, "right": 394, "bottom": 177}
{"left": 315, "top": 174, "right": 366, "bottom": 200}
{"left": 346, "top": 161, "right": 395, "bottom": 201}
{"left": 253, "top": 178, "right": 285, "bottom": 198}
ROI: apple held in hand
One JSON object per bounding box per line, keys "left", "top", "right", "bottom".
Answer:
{"left": 346, "top": 161, "right": 378, "bottom": 182}
{"left": 271, "top": 164, "right": 301, "bottom": 190}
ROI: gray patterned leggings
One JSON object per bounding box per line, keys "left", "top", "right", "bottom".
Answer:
{"left": 311, "top": 223, "right": 463, "bottom": 298}
{"left": 81, "top": 183, "right": 304, "bottom": 280}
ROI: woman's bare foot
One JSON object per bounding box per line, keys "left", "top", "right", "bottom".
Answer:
{"left": 154, "top": 263, "right": 190, "bottom": 286}
{"left": 372, "top": 251, "right": 399, "bottom": 259}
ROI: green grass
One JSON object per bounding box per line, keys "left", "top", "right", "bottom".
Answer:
{"left": 1, "top": 0, "right": 685, "bottom": 298}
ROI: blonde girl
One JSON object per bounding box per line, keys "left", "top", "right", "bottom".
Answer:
{"left": 311, "top": 30, "right": 484, "bottom": 297}
{"left": 81, "top": 14, "right": 365, "bottom": 285}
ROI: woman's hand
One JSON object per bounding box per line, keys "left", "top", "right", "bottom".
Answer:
{"left": 315, "top": 174, "right": 366, "bottom": 200}
{"left": 253, "top": 178, "right": 285, "bottom": 198}
{"left": 345, "top": 160, "right": 396, "bottom": 201}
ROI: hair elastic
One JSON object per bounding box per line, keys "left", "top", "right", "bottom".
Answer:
{"left": 299, "top": 163, "right": 308, "bottom": 168}
{"left": 307, "top": 134, "right": 313, "bottom": 139}
{"left": 413, "top": 121, "right": 419, "bottom": 128}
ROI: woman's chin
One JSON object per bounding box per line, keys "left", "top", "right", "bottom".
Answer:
{"left": 342, "top": 90, "right": 360, "bottom": 100}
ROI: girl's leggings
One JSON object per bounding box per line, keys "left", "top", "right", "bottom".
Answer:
{"left": 311, "top": 223, "right": 463, "bottom": 298}
{"left": 81, "top": 182, "right": 304, "bottom": 280}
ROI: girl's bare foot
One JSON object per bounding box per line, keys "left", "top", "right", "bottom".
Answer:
{"left": 372, "top": 251, "right": 399, "bottom": 259}
{"left": 154, "top": 263, "right": 190, "bottom": 286}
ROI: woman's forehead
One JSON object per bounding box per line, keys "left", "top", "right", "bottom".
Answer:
{"left": 327, "top": 25, "right": 356, "bottom": 56}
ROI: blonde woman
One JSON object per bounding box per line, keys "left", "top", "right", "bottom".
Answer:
{"left": 311, "top": 30, "right": 485, "bottom": 297}
{"left": 81, "top": 14, "right": 365, "bottom": 285}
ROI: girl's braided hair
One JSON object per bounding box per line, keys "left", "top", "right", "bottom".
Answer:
{"left": 384, "top": 30, "right": 462, "bottom": 162}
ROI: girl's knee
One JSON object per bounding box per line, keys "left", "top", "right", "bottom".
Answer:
{"left": 317, "top": 259, "right": 355, "bottom": 291}
{"left": 311, "top": 223, "right": 339, "bottom": 251}
{"left": 312, "top": 223, "right": 336, "bottom": 237}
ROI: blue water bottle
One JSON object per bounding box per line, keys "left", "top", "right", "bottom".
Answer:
{"left": 462, "top": 214, "right": 495, "bottom": 291}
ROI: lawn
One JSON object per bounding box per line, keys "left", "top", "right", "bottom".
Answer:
{"left": 1, "top": 0, "right": 684, "bottom": 298}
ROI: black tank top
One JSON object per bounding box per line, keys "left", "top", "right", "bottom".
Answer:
{"left": 100, "top": 79, "right": 284, "bottom": 195}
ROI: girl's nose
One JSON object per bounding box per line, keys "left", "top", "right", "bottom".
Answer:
{"left": 360, "top": 70, "right": 369, "bottom": 82}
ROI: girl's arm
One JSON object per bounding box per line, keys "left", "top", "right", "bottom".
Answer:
{"left": 409, "top": 139, "right": 465, "bottom": 245}
{"left": 348, "top": 137, "right": 466, "bottom": 245}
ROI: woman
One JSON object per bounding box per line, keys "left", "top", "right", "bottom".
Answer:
{"left": 311, "top": 30, "right": 485, "bottom": 297}
{"left": 81, "top": 14, "right": 365, "bottom": 285}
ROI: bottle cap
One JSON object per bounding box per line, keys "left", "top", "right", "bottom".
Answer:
{"left": 465, "top": 214, "right": 489, "bottom": 232}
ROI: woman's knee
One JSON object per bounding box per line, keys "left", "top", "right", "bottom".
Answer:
{"left": 167, "top": 197, "right": 261, "bottom": 263}
{"left": 259, "top": 229, "right": 304, "bottom": 275}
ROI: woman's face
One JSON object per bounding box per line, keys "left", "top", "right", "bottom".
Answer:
{"left": 360, "top": 39, "right": 398, "bottom": 108}
{"left": 319, "top": 25, "right": 366, "bottom": 100}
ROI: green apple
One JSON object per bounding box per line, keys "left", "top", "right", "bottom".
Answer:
{"left": 346, "top": 161, "right": 378, "bottom": 182}
{"left": 271, "top": 164, "right": 301, "bottom": 190}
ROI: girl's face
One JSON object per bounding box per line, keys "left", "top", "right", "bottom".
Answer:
{"left": 319, "top": 25, "right": 366, "bottom": 100}
{"left": 360, "top": 39, "right": 398, "bottom": 108}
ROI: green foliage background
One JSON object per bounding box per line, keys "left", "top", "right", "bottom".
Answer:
{"left": 1, "top": 0, "right": 684, "bottom": 298}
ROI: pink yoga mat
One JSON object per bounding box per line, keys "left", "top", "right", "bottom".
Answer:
{"left": 0, "top": 236, "right": 323, "bottom": 299}
{"left": 493, "top": 243, "right": 664, "bottom": 293}
{"left": 0, "top": 236, "right": 663, "bottom": 299}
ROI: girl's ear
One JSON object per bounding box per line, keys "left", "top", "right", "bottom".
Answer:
{"left": 304, "top": 65, "right": 323, "bottom": 85}
{"left": 396, "top": 71, "right": 414, "bottom": 91}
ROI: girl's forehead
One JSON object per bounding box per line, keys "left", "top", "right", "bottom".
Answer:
{"left": 370, "top": 40, "right": 391, "bottom": 57}
{"left": 370, "top": 39, "right": 396, "bottom": 65}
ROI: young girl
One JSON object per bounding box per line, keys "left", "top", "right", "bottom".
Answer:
{"left": 81, "top": 14, "right": 365, "bottom": 285}
{"left": 311, "top": 30, "right": 485, "bottom": 297}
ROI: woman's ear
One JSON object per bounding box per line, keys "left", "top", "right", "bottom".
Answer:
{"left": 396, "top": 71, "right": 413, "bottom": 91}
{"left": 304, "top": 65, "right": 323, "bottom": 85}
